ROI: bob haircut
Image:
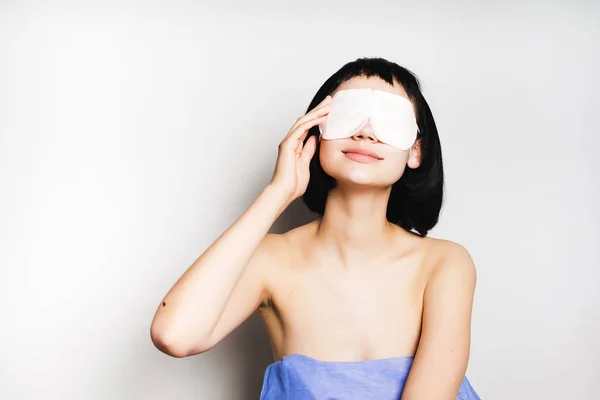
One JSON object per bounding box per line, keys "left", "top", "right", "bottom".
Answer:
{"left": 302, "top": 57, "right": 444, "bottom": 237}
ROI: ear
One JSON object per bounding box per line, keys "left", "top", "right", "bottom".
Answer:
{"left": 406, "top": 139, "right": 422, "bottom": 169}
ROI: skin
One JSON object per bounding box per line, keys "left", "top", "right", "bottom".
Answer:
{"left": 150, "top": 76, "right": 477, "bottom": 399}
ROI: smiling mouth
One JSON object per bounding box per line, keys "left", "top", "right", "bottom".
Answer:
{"left": 342, "top": 151, "right": 382, "bottom": 163}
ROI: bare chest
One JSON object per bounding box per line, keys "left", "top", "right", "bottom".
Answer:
{"left": 262, "top": 261, "right": 427, "bottom": 359}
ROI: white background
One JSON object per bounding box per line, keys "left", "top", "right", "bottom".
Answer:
{"left": 1, "top": 1, "right": 599, "bottom": 399}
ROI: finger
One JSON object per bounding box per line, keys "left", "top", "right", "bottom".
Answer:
{"left": 312, "top": 95, "right": 332, "bottom": 110}
{"left": 286, "top": 96, "right": 332, "bottom": 136}
{"left": 297, "top": 114, "right": 327, "bottom": 141}
{"left": 300, "top": 135, "right": 317, "bottom": 164}
{"left": 295, "top": 139, "right": 303, "bottom": 155}
{"left": 282, "top": 115, "right": 327, "bottom": 151}
{"left": 282, "top": 113, "right": 326, "bottom": 150}
{"left": 285, "top": 106, "right": 330, "bottom": 143}
{"left": 315, "top": 94, "right": 333, "bottom": 109}
{"left": 304, "top": 96, "right": 332, "bottom": 120}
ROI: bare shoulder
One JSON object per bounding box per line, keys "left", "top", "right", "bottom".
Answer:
{"left": 278, "top": 220, "right": 320, "bottom": 250}
{"left": 256, "top": 221, "right": 318, "bottom": 266}
{"left": 422, "top": 237, "right": 477, "bottom": 287}
{"left": 259, "top": 231, "right": 288, "bottom": 253}
{"left": 256, "top": 222, "right": 317, "bottom": 309}
{"left": 250, "top": 234, "right": 286, "bottom": 282}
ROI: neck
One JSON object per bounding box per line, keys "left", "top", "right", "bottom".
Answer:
{"left": 316, "top": 184, "right": 396, "bottom": 267}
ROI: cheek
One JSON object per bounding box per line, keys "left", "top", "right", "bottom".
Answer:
{"left": 388, "top": 160, "right": 408, "bottom": 181}
{"left": 385, "top": 152, "right": 410, "bottom": 181}
{"left": 318, "top": 141, "right": 340, "bottom": 175}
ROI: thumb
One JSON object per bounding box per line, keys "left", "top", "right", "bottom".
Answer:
{"left": 300, "top": 135, "right": 317, "bottom": 164}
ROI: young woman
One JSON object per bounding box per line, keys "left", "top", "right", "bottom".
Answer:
{"left": 150, "top": 57, "right": 480, "bottom": 399}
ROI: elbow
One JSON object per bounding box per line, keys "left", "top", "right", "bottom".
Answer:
{"left": 151, "top": 333, "right": 189, "bottom": 358}
{"left": 150, "top": 322, "right": 214, "bottom": 358}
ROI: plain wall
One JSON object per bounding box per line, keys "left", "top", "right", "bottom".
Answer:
{"left": 1, "top": 1, "right": 599, "bottom": 399}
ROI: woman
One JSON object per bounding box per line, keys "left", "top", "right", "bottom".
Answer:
{"left": 150, "top": 57, "right": 480, "bottom": 399}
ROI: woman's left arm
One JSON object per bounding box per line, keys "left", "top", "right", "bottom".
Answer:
{"left": 401, "top": 243, "right": 477, "bottom": 400}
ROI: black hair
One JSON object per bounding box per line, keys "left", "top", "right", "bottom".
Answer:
{"left": 302, "top": 57, "right": 444, "bottom": 237}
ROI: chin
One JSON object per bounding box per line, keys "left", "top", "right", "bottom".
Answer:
{"left": 321, "top": 157, "right": 405, "bottom": 189}
{"left": 323, "top": 165, "right": 398, "bottom": 188}
{"left": 336, "top": 177, "right": 376, "bottom": 187}
{"left": 341, "top": 177, "right": 396, "bottom": 189}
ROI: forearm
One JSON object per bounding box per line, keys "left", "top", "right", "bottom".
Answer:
{"left": 150, "top": 185, "right": 289, "bottom": 351}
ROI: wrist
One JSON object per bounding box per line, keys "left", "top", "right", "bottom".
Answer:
{"left": 262, "top": 184, "right": 294, "bottom": 211}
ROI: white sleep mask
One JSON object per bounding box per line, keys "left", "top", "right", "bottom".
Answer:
{"left": 318, "top": 88, "right": 418, "bottom": 151}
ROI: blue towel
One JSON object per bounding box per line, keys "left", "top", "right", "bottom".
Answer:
{"left": 260, "top": 353, "right": 480, "bottom": 400}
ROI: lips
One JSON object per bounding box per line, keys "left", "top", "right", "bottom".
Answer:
{"left": 342, "top": 147, "right": 382, "bottom": 161}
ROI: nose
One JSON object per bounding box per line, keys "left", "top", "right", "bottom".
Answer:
{"left": 351, "top": 120, "right": 378, "bottom": 143}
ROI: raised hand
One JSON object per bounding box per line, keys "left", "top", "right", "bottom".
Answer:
{"left": 269, "top": 95, "right": 332, "bottom": 202}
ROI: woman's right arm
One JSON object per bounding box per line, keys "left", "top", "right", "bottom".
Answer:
{"left": 150, "top": 185, "right": 289, "bottom": 357}
{"left": 149, "top": 95, "right": 332, "bottom": 358}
